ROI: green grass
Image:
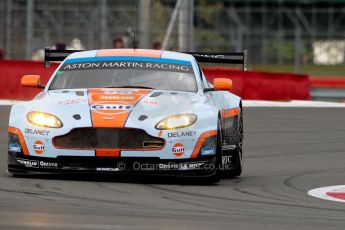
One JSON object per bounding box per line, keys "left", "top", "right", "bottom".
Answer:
{"left": 251, "top": 65, "right": 345, "bottom": 77}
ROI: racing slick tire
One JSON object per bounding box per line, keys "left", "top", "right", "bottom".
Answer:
{"left": 202, "top": 119, "right": 222, "bottom": 184}
{"left": 223, "top": 107, "right": 243, "bottom": 178}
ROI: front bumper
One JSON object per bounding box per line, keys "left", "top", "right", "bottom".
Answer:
{"left": 8, "top": 126, "right": 218, "bottom": 177}
{"left": 8, "top": 152, "right": 217, "bottom": 177}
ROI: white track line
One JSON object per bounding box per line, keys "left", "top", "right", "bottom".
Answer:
{"left": 1, "top": 99, "right": 345, "bottom": 107}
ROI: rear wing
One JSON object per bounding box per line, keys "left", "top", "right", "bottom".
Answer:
{"left": 44, "top": 48, "right": 84, "bottom": 68}
{"left": 44, "top": 48, "right": 248, "bottom": 70}
{"left": 185, "top": 51, "right": 247, "bottom": 71}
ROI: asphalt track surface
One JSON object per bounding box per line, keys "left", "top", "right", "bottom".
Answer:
{"left": 0, "top": 106, "right": 345, "bottom": 230}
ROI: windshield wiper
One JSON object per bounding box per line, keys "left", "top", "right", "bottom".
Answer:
{"left": 101, "top": 85, "right": 154, "bottom": 89}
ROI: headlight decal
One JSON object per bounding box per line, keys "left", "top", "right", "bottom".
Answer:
{"left": 27, "top": 112, "right": 63, "bottom": 128}
{"left": 155, "top": 114, "right": 197, "bottom": 130}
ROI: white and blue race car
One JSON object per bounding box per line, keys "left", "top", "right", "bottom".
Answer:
{"left": 8, "top": 48, "right": 246, "bottom": 182}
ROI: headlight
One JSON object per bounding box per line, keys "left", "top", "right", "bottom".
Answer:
{"left": 27, "top": 112, "right": 63, "bottom": 128}
{"left": 155, "top": 114, "right": 197, "bottom": 130}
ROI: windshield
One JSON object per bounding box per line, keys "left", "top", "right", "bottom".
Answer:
{"left": 49, "top": 58, "right": 197, "bottom": 92}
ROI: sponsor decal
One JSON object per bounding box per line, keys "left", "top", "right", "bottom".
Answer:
{"left": 195, "top": 54, "right": 225, "bottom": 59}
{"left": 308, "top": 186, "right": 345, "bottom": 203}
{"left": 58, "top": 99, "right": 87, "bottom": 105}
{"left": 92, "top": 94, "right": 135, "bottom": 101}
{"left": 9, "top": 143, "right": 21, "bottom": 153}
{"left": 16, "top": 159, "right": 39, "bottom": 168}
{"left": 172, "top": 143, "right": 184, "bottom": 157}
{"left": 200, "top": 146, "right": 215, "bottom": 156}
{"left": 16, "top": 158, "right": 57, "bottom": 169}
{"left": 100, "top": 89, "right": 138, "bottom": 95}
{"left": 96, "top": 167, "right": 119, "bottom": 172}
{"left": 39, "top": 161, "right": 58, "bottom": 169}
{"left": 179, "top": 162, "right": 205, "bottom": 170}
{"left": 142, "top": 100, "right": 159, "bottom": 105}
{"left": 25, "top": 128, "right": 50, "bottom": 136}
{"left": 168, "top": 131, "right": 196, "bottom": 138}
{"left": 63, "top": 62, "right": 101, "bottom": 70}
{"left": 61, "top": 60, "right": 193, "bottom": 73}
{"left": 222, "top": 155, "right": 232, "bottom": 163}
{"left": 222, "top": 143, "right": 236, "bottom": 150}
{"left": 33, "top": 140, "right": 45, "bottom": 154}
{"left": 222, "top": 156, "right": 232, "bottom": 169}
{"left": 91, "top": 103, "right": 133, "bottom": 115}
{"left": 158, "top": 163, "right": 179, "bottom": 170}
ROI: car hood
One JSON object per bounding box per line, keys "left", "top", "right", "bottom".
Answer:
{"left": 30, "top": 88, "right": 203, "bottom": 129}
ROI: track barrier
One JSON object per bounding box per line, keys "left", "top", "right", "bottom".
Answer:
{"left": 310, "top": 77, "right": 345, "bottom": 89}
{"left": 1, "top": 60, "right": 310, "bottom": 100}
{"left": 203, "top": 67, "right": 310, "bottom": 100}
{"left": 0, "top": 60, "right": 58, "bottom": 100}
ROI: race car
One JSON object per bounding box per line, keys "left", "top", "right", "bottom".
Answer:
{"left": 8, "top": 48, "right": 246, "bottom": 182}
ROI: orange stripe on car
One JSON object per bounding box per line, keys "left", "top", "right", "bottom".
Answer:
{"left": 8, "top": 127, "right": 29, "bottom": 155}
{"left": 222, "top": 107, "right": 240, "bottom": 118}
{"left": 190, "top": 130, "right": 217, "bottom": 158}
{"left": 97, "top": 49, "right": 162, "bottom": 58}
{"left": 96, "top": 149, "right": 120, "bottom": 157}
{"left": 88, "top": 88, "right": 151, "bottom": 128}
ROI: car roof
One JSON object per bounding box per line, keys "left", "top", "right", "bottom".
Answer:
{"left": 66, "top": 49, "right": 196, "bottom": 62}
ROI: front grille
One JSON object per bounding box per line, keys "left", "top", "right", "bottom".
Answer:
{"left": 53, "top": 128, "right": 164, "bottom": 149}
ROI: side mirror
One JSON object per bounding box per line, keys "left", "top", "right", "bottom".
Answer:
{"left": 21, "top": 75, "right": 44, "bottom": 88}
{"left": 213, "top": 78, "right": 232, "bottom": 91}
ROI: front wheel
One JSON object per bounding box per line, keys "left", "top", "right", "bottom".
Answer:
{"left": 227, "top": 142, "right": 242, "bottom": 177}
{"left": 222, "top": 108, "right": 243, "bottom": 178}
{"left": 203, "top": 119, "right": 223, "bottom": 184}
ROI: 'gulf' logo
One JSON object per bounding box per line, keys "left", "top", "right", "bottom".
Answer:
{"left": 33, "top": 140, "right": 45, "bottom": 154}
{"left": 91, "top": 103, "right": 133, "bottom": 115}
{"left": 172, "top": 143, "right": 184, "bottom": 157}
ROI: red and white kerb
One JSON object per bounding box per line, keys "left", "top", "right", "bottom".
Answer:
{"left": 308, "top": 185, "right": 345, "bottom": 203}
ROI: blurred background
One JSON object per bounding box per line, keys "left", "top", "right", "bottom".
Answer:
{"left": 1, "top": 0, "right": 345, "bottom": 101}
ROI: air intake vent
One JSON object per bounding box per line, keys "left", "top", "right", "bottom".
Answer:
{"left": 53, "top": 128, "right": 164, "bottom": 150}
{"left": 143, "top": 141, "right": 164, "bottom": 148}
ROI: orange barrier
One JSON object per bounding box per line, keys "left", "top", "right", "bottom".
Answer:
{"left": 0, "top": 60, "right": 310, "bottom": 100}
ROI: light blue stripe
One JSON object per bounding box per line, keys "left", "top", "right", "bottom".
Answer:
{"left": 64, "top": 56, "right": 191, "bottom": 65}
